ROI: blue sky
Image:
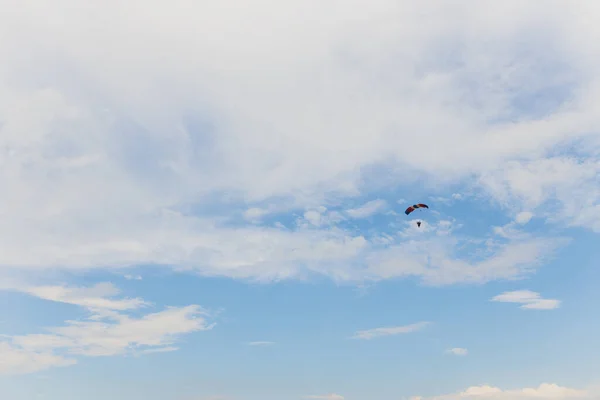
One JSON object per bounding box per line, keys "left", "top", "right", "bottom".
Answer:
{"left": 1, "top": 1, "right": 600, "bottom": 400}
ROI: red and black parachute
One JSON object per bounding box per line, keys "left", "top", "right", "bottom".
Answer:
{"left": 404, "top": 203, "right": 429, "bottom": 215}
{"left": 405, "top": 203, "right": 429, "bottom": 227}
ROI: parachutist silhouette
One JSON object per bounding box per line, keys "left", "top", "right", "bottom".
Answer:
{"left": 405, "top": 203, "right": 428, "bottom": 228}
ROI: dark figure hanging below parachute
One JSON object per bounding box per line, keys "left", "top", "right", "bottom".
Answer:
{"left": 405, "top": 203, "right": 429, "bottom": 228}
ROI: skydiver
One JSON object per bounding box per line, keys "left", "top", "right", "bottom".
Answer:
{"left": 417, "top": 221, "right": 421, "bottom": 227}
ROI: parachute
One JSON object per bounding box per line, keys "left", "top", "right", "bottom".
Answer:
{"left": 404, "top": 203, "right": 429, "bottom": 215}
{"left": 405, "top": 203, "right": 429, "bottom": 228}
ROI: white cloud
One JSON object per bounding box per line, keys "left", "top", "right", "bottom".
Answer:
{"left": 10, "top": 305, "right": 212, "bottom": 358}
{"left": 305, "top": 394, "right": 344, "bottom": 400}
{"left": 0, "top": 303, "right": 213, "bottom": 377}
{"left": 0, "top": 0, "right": 597, "bottom": 289}
{"left": 0, "top": 281, "right": 213, "bottom": 375}
{"left": 351, "top": 321, "right": 430, "bottom": 340}
{"left": 446, "top": 348, "right": 468, "bottom": 356}
{"left": 243, "top": 207, "right": 271, "bottom": 221}
{"left": 345, "top": 199, "right": 388, "bottom": 219}
{"left": 138, "top": 346, "right": 179, "bottom": 355}
{"left": 515, "top": 211, "right": 534, "bottom": 225}
{"left": 200, "top": 397, "right": 231, "bottom": 400}
{"left": 18, "top": 282, "right": 148, "bottom": 311}
{"left": 303, "top": 210, "right": 324, "bottom": 226}
{"left": 0, "top": 342, "right": 76, "bottom": 375}
{"left": 243, "top": 203, "right": 295, "bottom": 222}
{"left": 491, "top": 290, "right": 561, "bottom": 310}
{"left": 247, "top": 341, "right": 275, "bottom": 346}
{"left": 479, "top": 158, "right": 600, "bottom": 231}
{"left": 365, "top": 234, "right": 567, "bottom": 286}
{"left": 0, "top": 210, "right": 561, "bottom": 286}
{"left": 411, "top": 383, "right": 592, "bottom": 400}
{"left": 3, "top": 1, "right": 600, "bottom": 394}
{"left": 124, "top": 274, "right": 143, "bottom": 280}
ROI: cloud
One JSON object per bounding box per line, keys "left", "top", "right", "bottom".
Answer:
{"left": 345, "top": 199, "right": 388, "bottom": 219}
{"left": 242, "top": 203, "right": 293, "bottom": 222}
{"left": 0, "top": 0, "right": 596, "bottom": 288}
{"left": 17, "top": 282, "right": 148, "bottom": 311}
{"left": 3, "top": 2, "right": 600, "bottom": 395}
{"left": 305, "top": 394, "right": 344, "bottom": 400}
{"left": 295, "top": 207, "right": 346, "bottom": 229}
{"left": 0, "top": 304, "right": 213, "bottom": 375}
{"left": 189, "top": 396, "right": 232, "bottom": 400}
{"left": 0, "top": 282, "right": 213, "bottom": 375}
{"left": 446, "top": 348, "right": 468, "bottom": 356}
{"left": 0, "top": 342, "right": 76, "bottom": 375}
{"left": 243, "top": 207, "right": 272, "bottom": 221}
{"left": 491, "top": 290, "right": 561, "bottom": 310}
{"left": 247, "top": 341, "right": 275, "bottom": 346}
{"left": 0, "top": 206, "right": 563, "bottom": 287}
{"left": 479, "top": 158, "right": 600, "bottom": 231}
{"left": 515, "top": 212, "right": 534, "bottom": 225}
{"left": 138, "top": 346, "right": 179, "bottom": 355}
{"left": 411, "top": 383, "right": 592, "bottom": 400}
{"left": 303, "top": 210, "right": 323, "bottom": 226}
{"left": 364, "top": 233, "right": 567, "bottom": 286}
{"left": 9, "top": 305, "right": 212, "bottom": 358}
{"left": 351, "top": 321, "right": 430, "bottom": 340}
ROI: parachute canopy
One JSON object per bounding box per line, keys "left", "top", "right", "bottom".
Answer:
{"left": 405, "top": 203, "right": 429, "bottom": 215}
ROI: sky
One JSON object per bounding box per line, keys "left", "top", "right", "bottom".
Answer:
{"left": 0, "top": 0, "right": 600, "bottom": 399}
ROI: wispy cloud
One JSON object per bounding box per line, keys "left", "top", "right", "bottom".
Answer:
{"left": 351, "top": 322, "right": 430, "bottom": 340}
{"left": 364, "top": 234, "right": 567, "bottom": 286}
{"left": 10, "top": 305, "right": 212, "bottom": 357}
{"left": 138, "top": 346, "right": 179, "bottom": 355}
{"left": 0, "top": 0, "right": 598, "bottom": 395}
{"left": 411, "top": 383, "right": 591, "bottom": 400}
{"left": 0, "top": 342, "right": 76, "bottom": 375}
{"left": 0, "top": 282, "right": 213, "bottom": 375}
{"left": 345, "top": 199, "right": 387, "bottom": 219}
{"left": 198, "top": 396, "right": 231, "bottom": 400}
{"left": 18, "top": 282, "right": 148, "bottom": 311}
{"left": 515, "top": 211, "right": 534, "bottom": 225}
{"left": 446, "top": 347, "right": 468, "bottom": 356}
{"left": 305, "top": 394, "right": 344, "bottom": 400}
{"left": 0, "top": 0, "right": 596, "bottom": 291}
{"left": 491, "top": 290, "right": 561, "bottom": 310}
{"left": 247, "top": 341, "right": 275, "bottom": 346}
{"left": 0, "top": 304, "right": 211, "bottom": 375}
{"left": 479, "top": 158, "right": 600, "bottom": 232}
